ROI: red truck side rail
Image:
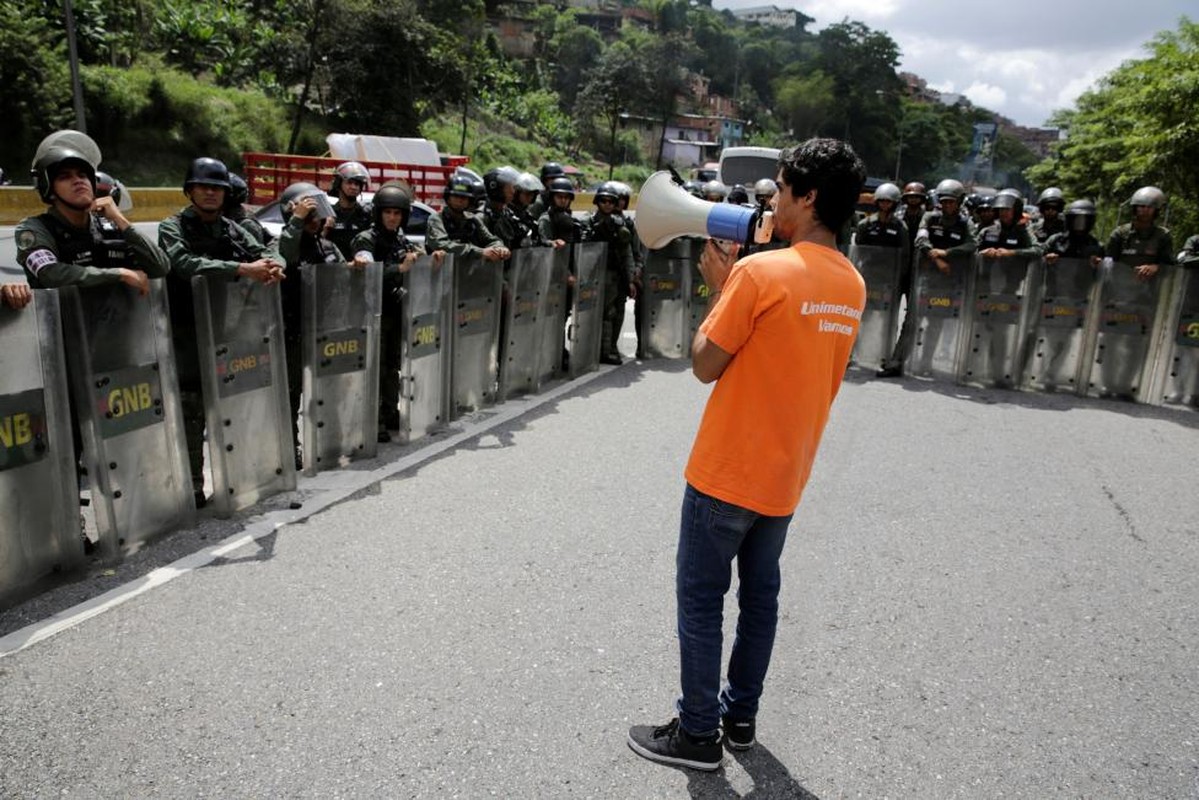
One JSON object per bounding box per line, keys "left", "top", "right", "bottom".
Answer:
{"left": 242, "top": 152, "right": 470, "bottom": 208}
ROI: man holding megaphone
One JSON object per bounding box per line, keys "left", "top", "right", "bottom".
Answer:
{"left": 628, "top": 139, "right": 868, "bottom": 772}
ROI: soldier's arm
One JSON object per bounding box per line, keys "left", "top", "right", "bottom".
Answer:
{"left": 1159, "top": 230, "right": 1176, "bottom": 266}
{"left": 276, "top": 216, "right": 306, "bottom": 268}
{"left": 1180, "top": 235, "right": 1199, "bottom": 266}
{"left": 1105, "top": 229, "right": 1124, "bottom": 259}
{"left": 536, "top": 214, "right": 554, "bottom": 242}
{"left": 426, "top": 213, "right": 485, "bottom": 258}
{"left": 913, "top": 213, "right": 933, "bottom": 253}
{"left": 898, "top": 219, "right": 912, "bottom": 265}
{"left": 123, "top": 226, "right": 171, "bottom": 278}
{"left": 16, "top": 219, "right": 124, "bottom": 289}
{"left": 158, "top": 216, "right": 240, "bottom": 277}
{"left": 473, "top": 217, "right": 504, "bottom": 250}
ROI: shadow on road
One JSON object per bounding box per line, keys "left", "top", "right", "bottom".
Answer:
{"left": 845, "top": 365, "right": 1199, "bottom": 429}
{"left": 675, "top": 742, "right": 822, "bottom": 799}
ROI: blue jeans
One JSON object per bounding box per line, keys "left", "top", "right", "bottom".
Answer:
{"left": 675, "top": 483, "right": 792, "bottom": 738}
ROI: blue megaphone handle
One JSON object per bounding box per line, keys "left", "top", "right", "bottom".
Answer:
{"left": 706, "top": 203, "right": 755, "bottom": 243}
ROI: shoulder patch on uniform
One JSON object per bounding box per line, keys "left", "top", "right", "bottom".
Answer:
{"left": 16, "top": 230, "right": 36, "bottom": 250}
{"left": 24, "top": 249, "right": 58, "bottom": 275}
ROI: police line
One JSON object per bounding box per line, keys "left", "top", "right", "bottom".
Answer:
{"left": 847, "top": 244, "right": 1199, "bottom": 401}
{"left": 0, "top": 242, "right": 607, "bottom": 608}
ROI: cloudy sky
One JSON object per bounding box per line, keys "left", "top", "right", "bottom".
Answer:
{"left": 711, "top": 0, "right": 1193, "bottom": 127}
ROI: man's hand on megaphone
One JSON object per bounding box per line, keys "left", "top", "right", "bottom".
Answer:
{"left": 699, "top": 238, "right": 740, "bottom": 294}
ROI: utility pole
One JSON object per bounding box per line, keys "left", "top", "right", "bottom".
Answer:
{"left": 62, "top": 0, "right": 86, "bottom": 133}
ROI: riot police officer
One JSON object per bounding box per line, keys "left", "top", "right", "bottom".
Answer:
{"left": 527, "top": 162, "right": 566, "bottom": 220}
{"left": 482, "top": 166, "right": 531, "bottom": 251}
{"left": 426, "top": 175, "right": 510, "bottom": 262}
{"left": 1043, "top": 199, "right": 1104, "bottom": 266}
{"left": 1031, "top": 187, "right": 1066, "bottom": 244}
{"left": 900, "top": 182, "right": 927, "bottom": 253}
{"left": 701, "top": 180, "right": 728, "bottom": 203}
{"left": 17, "top": 139, "right": 167, "bottom": 294}
{"left": 978, "top": 189, "right": 1040, "bottom": 260}
{"left": 1179, "top": 234, "right": 1199, "bottom": 267}
{"left": 537, "top": 177, "right": 583, "bottom": 244}
{"left": 350, "top": 182, "right": 446, "bottom": 442}
{"left": 158, "top": 157, "right": 284, "bottom": 504}
{"left": 727, "top": 184, "right": 750, "bottom": 206}
{"left": 878, "top": 178, "right": 977, "bottom": 378}
{"left": 1106, "top": 186, "right": 1175, "bottom": 280}
{"left": 854, "top": 182, "right": 909, "bottom": 260}
{"left": 223, "top": 172, "right": 272, "bottom": 246}
{"left": 327, "top": 161, "right": 373, "bottom": 258}
{"left": 582, "top": 181, "right": 636, "bottom": 365}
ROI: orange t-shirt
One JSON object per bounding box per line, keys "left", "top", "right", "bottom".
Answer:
{"left": 684, "top": 241, "right": 865, "bottom": 516}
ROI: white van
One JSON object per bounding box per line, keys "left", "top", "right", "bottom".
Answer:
{"left": 717, "top": 146, "right": 781, "bottom": 188}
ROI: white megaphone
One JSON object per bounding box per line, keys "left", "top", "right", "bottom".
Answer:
{"left": 636, "top": 171, "right": 762, "bottom": 250}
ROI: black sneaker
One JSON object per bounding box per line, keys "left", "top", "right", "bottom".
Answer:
{"left": 193, "top": 490, "right": 207, "bottom": 510}
{"left": 627, "top": 718, "right": 722, "bottom": 771}
{"left": 875, "top": 365, "right": 903, "bottom": 379}
{"left": 721, "top": 715, "right": 756, "bottom": 750}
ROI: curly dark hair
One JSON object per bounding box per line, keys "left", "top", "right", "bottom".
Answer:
{"left": 776, "top": 138, "right": 866, "bottom": 233}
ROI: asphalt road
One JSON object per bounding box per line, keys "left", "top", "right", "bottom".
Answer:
{"left": 1, "top": 353, "right": 1197, "bottom": 798}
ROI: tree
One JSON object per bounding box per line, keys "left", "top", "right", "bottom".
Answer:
{"left": 0, "top": 0, "right": 72, "bottom": 171}
{"left": 773, "top": 71, "right": 836, "bottom": 140}
{"left": 575, "top": 42, "right": 649, "bottom": 171}
{"left": 1028, "top": 18, "right": 1199, "bottom": 234}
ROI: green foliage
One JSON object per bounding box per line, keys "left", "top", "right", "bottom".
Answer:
{"left": 78, "top": 62, "right": 316, "bottom": 183}
{"left": 773, "top": 71, "right": 836, "bottom": 140}
{"left": 1028, "top": 18, "right": 1199, "bottom": 235}
{"left": 0, "top": 0, "right": 72, "bottom": 172}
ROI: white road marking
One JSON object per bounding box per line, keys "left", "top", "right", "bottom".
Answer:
{"left": 0, "top": 367, "right": 613, "bottom": 658}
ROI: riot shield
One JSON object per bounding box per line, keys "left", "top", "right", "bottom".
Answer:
{"left": 61, "top": 280, "right": 194, "bottom": 554}
{"left": 0, "top": 290, "right": 83, "bottom": 606}
{"left": 906, "top": 252, "right": 975, "bottom": 382}
{"left": 300, "top": 262, "right": 383, "bottom": 474}
{"left": 640, "top": 238, "right": 694, "bottom": 359}
{"left": 960, "top": 256, "right": 1041, "bottom": 388}
{"left": 849, "top": 244, "right": 905, "bottom": 370}
{"left": 1144, "top": 266, "right": 1199, "bottom": 407}
{"left": 536, "top": 247, "right": 570, "bottom": 386}
{"left": 192, "top": 275, "right": 296, "bottom": 517}
{"left": 1082, "top": 259, "right": 1173, "bottom": 400}
{"left": 1023, "top": 257, "right": 1100, "bottom": 393}
{"left": 399, "top": 255, "right": 452, "bottom": 443}
{"left": 687, "top": 239, "right": 714, "bottom": 347}
{"left": 451, "top": 255, "right": 503, "bottom": 414}
{"left": 568, "top": 242, "right": 606, "bottom": 378}
{"left": 500, "top": 248, "right": 553, "bottom": 400}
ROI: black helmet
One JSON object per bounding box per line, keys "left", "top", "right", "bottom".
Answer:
{"left": 226, "top": 173, "right": 249, "bottom": 207}
{"left": 1065, "top": 199, "right": 1097, "bottom": 233}
{"left": 184, "top": 157, "right": 231, "bottom": 191}
{"left": 594, "top": 181, "right": 620, "bottom": 205}
{"left": 993, "top": 188, "right": 1024, "bottom": 217}
{"left": 372, "top": 182, "right": 412, "bottom": 227}
{"left": 683, "top": 180, "right": 703, "bottom": 198}
{"left": 330, "top": 161, "right": 370, "bottom": 197}
{"left": 95, "top": 171, "right": 116, "bottom": 199}
{"left": 33, "top": 146, "right": 97, "bottom": 203}
{"left": 540, "top": 162, "right": 565, "bottom": 182}
{"left": 280, "top": 181, "right": 334, "bottom": 222}
{"left": 483, "top": 166, "right": 520, "bottom": 203}
{"left": 1036, "top": 187, "right": 1065, "bottom": 210}
{"left": 728, "top": 184, "right": 749, "bottom": 205}
{"left": 546, "top": 176, "right": 575, "bottom": 200}
{"left": 610, "top": 181, "right": 633, "bottom": 209}
{"left": 443, "top": 173, "right": 478, "bottom": 203}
